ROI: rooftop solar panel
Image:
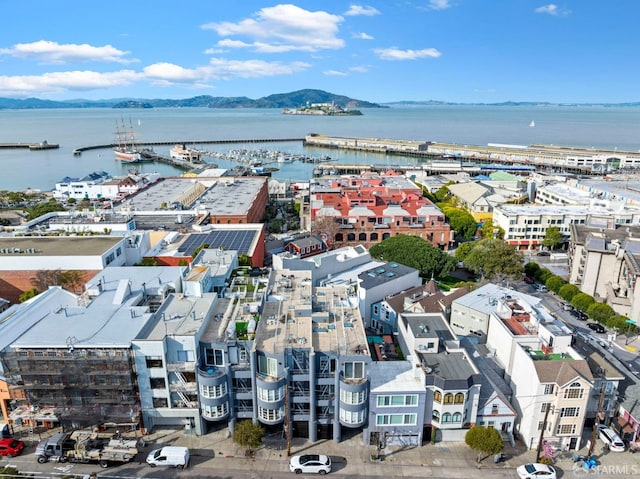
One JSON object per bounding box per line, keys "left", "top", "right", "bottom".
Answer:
{"left": 178, "top": 230, "right": 257, "bottom": 256}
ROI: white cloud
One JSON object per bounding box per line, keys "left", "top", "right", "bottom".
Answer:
{"left": 202, "top": 4, "right": 344, "bottom": 52}
{"left": 215, "top": 38, "right": 317, "bottom": 53}
{"left": 373, "top": 47, "right": 441, "bottom": 61}
{"left": 0, "top": 40, "right": 135, "bottom": 65}
{"left": 205, "top": 57, "right": 310, "bottom": 79}
{"left": 143, "top": 63, "right": 209, "bottom": 83}
{"left": 535, "top": 4, "right": 571, "bottom": 16}
{"left": 349, "top": 65, "right": 370, "bottom": 73}
{"left": 344, "top": 4, "right": 381, "bottom": 16}
{"left": 427, "top": 0, "right": 452, "bottom": 10}
{"left": 324, "top": 70, "right": 347, "bottom": 76}
{"left": 0, "top": 70, "right": 139, "bottom": 96}
{"left": 353, "top": 32, "right": 374, "bottom": 40}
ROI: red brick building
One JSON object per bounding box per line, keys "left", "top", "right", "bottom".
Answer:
{"left": 309, "top": 172, "right": 453, "bottom": 250}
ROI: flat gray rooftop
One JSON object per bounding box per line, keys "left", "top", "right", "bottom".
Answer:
{"left": 0, "top": 236, "right": 122, "bottom": 257}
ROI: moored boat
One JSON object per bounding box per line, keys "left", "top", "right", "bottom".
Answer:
{"left": 170, "top": 144, "right": 202, "bottom": 163}
{"left": 113, "top": 118, "right": 152, "bottom": 163}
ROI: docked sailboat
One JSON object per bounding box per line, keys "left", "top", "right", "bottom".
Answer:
{"left": 529, "top": 120, "right": 535, "bottom": 128}
{"left": 113, "top": 118, "right": 152, "bottom": 163}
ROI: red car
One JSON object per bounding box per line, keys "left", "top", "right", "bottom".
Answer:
{"left": 0, "top": 438, "right": 25, "bottom": 457}
{"left": 523, "top": 276, "right": 534, "bottom": 284}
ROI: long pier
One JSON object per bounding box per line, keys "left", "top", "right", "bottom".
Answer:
{"left": 72, "top": 138, "right": 303, "bottom": 156}
{"left": 0, "top": 141, "right": 59, "bottom": 150}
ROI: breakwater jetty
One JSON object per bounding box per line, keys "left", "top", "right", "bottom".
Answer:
{"left": 0, "top": 141, "right": 59, "bottom": 150}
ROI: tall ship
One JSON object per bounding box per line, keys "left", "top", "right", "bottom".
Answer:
{"left": 113, "top": 118, "right": 152, "bottom": 164}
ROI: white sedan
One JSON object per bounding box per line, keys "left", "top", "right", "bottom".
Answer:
{"left": 516, "top": 463, "right": 557, "bottom": 479}
{"left": 289, "top": 454, "right": 332, "bottom": 475}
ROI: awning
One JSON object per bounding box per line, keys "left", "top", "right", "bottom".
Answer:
{"left": 617, "top": 415, "right": 637, "bottom": 434}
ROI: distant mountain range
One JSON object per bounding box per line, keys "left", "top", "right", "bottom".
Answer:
{"left": 0, "top": 90, "right": 638, "bottom": 109}
{"left": 0, "top": 89, "right": 385, "bottom": 110}
{"left": 383, "top": 100, "right": 640, "bottom": 107}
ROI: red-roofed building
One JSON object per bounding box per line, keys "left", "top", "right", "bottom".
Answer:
{"left": 309, "top": 172, "right": 453, "bottom": 250}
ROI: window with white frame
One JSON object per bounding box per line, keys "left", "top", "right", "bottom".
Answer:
{"left": 200, "top": 383, "right": 227, "bottom": 399}
{"left": 376, "top": 413, "right": 417, "bottom": 426}
{"left": 340, "top": 389, "right": 367, "bottom": 405}
{"left": 202, "top": 403, "right": 228, "bottom": 419}
{"left": 257, "top": 386, "right": 284, "bottom": 402}
{"left": 557, "top": 423, "right": 576, "bottom": 435}
{"left": 258, "top": 406, "right": 283, "bottom": 422}
{"left": 564, "top": 382, "right": 584, "bottom": 399}
{"left": 258, "top": 355, "right": 278, "bottom": 377}
{"left": 343, "top": 361, "right": 365, "bottom": 379}
{"left": 560, "top": 407, "right": 580, "bottom": 417}
{"left": 339, "top": 408, "right": 364, "bottom": 424}
{"left": 205, "top": 348, "right": 224, "bottom": 367}
{"left": 541, "top": 402, "right": 551, "bottom": 413}
{"left": 376, "top": 394, "right": 418, "bottom": 407}
{"left": 544, "top": 384, "right": 554, "bottom": 395}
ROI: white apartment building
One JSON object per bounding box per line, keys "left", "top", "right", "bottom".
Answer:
{"left": 492, "top": 203, "right": 640, "bottom": 250}
{"left": 482, "top": 294, "right": 593, "bottom": 451}
{"left": 449, "top": 283, "right": 547, "bottom": 343}
{"left": 568, "top": 224, "right": 640, "bottom": 323}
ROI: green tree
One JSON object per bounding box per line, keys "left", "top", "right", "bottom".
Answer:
{"left": 542, "top": 226, "right": 563, "bottom": 251}
{"left": 454, "top": 241, "right": 476, "bottom": 262}
{"left": 558, "top": 284, "right": 580, "bottom": 302}
{"left": 434, "top": 183, "right": 453, "bottom": 203}
{"left": 442, "top": 206, "right": 477, "bottom": 239}
{"left": 465, "top": 425, "right": 503, "bottom": 463}
{"left": 545, "top": 275, "right": 566, "bottom": 293}
{"left": 232, "top": 420, "right": 265, "bottom": 451}
{"left": 136, "top": 258, "right": 159, "bottom": 266}
{"left": 571, "top": 292, "right": 595, "bottom": 312}
{"left": 587, "top": 302, "right": 616, "bottom": 324}
{"left": 606, "top": 315, "right": 638, "bottom": 334}
{"left": 479, "top": 220, "right": 505, "bottom": 240}
{"left": 524, "top": 262, "right": 541, "bottom": 279}
{"left": 26, "top": 198, "right": 65, "bottom": 220}
{"left": 461, "top": 239, "right": 523, "bottom": 282}
{"left": 238, "top": 254, "right": 251, "bottom": 266}
{"left": 369, "top": 234, "right": 458, "bottom": 279}
{"left": 19, "top": 288, "right": 39, "bottom": 302}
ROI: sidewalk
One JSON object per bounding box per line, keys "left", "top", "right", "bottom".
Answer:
{"left": 145, "top": 428, "right": 536, "bottom": 477}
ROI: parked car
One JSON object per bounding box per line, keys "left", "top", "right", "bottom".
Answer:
{"left": 516, "top": 463, "right": 556, "bottom": 479}
{"left": 536, "top": 251, "right": 551, "bottom": 257}
{"left": 598, "top": 425, "right": 626, "bottom": 452}
{"left": 536, "top": 284, "right": 548, "bottom": 293}
{"left": 0, "top": 438, "right": 25, "bottom": 457}
{"left": 289, "top": 454, "right": 332, "bottom": 474}
{"left": 588, "top": 323, "right": 606, "bottom": 333}
{"left": 523, "top": 276, "right": 534, "bottom": 284}
{"left": 569, "top": 310, "right": 586, "bottom": 321}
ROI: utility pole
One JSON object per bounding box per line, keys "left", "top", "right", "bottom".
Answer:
{"left": 285, "top": 383, "right": 291, "bottom": 457}
{"left": 536, "top": 404, "right": 552, "bottom": 461}
{"left": 587, "top": 386, "right": 606, "bottom": 458}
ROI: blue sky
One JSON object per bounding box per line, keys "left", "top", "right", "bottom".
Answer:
{"left": 0, "top": 1, "right": 637, "bottom": 103}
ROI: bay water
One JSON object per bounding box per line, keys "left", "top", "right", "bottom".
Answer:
{"left": 0, "top": 105, "right": 639, "bottom": 191}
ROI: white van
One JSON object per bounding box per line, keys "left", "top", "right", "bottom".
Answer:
{"left": 146, "top": 446, "right": 190, "bottom": 469}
